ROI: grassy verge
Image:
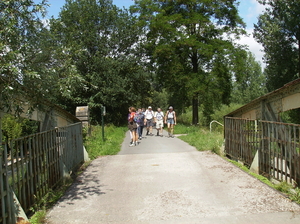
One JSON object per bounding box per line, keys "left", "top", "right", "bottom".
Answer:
{"left": 29, "top": 179, "right": 73, "bottom": 224}
{"left": 29, "top": 125, "right": 127, "bottom": 223}
{"left": 174, "top": 124, "right": 224, "bottom": 155}
{"left": 84, "top": 125, "right": 127, "bottom": 159}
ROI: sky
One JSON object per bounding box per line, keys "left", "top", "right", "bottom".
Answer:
{"left": 37, "top": 0, "right": 266, "bottom": 68}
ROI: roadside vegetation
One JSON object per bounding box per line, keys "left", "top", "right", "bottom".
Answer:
{"left": 175, "top": 124, "right": 223, "bottom": 155}
{"left": 84, "top": 125, "right": 127, "bottom": 159}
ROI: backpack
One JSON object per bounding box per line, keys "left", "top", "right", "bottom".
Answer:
{"left": 167, "top": 111, "right": 174, "bottom": 119}
{"left": 128, "top": 112, "right": 136, "bottom": 123}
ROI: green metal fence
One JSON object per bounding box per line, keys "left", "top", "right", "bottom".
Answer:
{"left": 0, "top": 122, "right": 84, "bottom": 224}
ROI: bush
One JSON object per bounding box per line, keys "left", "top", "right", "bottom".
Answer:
{"left": 177, "top": 103, "right": 243, "bottom": 127}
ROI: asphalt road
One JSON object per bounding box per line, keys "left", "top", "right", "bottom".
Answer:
{"left": 46, "top": 130, "right": 300, "bottom": 224}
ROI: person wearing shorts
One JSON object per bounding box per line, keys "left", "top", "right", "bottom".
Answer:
{"left": 144, "top": 106, "right": 154, "bottom": 136}
{"left": 128, "top": 107, "right": 138, "bottom": 146}
{"left": 154, "top": 108, "right": 164, "bottom": 137}
{"left": 164, "top": 106, "right": 176, "bottom": 138}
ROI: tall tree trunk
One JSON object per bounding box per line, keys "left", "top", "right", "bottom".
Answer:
{"left": 192, "top": 94, "right": 198, "bottom": 125}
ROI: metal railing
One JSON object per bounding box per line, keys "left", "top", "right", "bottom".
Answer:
{"left": 225, "top": 117, "right": 300, "bottom": 185}
{"left": 0, "top": 122, "right": 84, "bottom": 224}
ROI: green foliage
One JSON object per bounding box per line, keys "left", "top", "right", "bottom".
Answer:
{"left": 275, "top": 181, "right": 291, "bottom": 194}
{"left": 1, "top": 114, "right": 22, "bottom": 144}
{"left": 131, "top": 0, "right": 244, "bottom": 124}
{"left": 47, "top": 0, "right": 152, "bottom": 125}
{"left": 131, "top": 0, "right": 247, "bottom": 124}
{"left": 231, "top": 52, "right": 267, "bottom": 104}
{"left": 290, "top": 188, "right": 300, "bottom": 204}
{"left": 29, "top": 178, "right": 74, "bottom": 224}
{"left": 174, "top": 124, "right": 199, "bottom": 135}
{"left": 210, "top": 103, "right": 244, "bottom": 123}
{"left": 254, "top": 0, "right": 300, "bottom": 91}
{"left": 0, "top": 0, "right": 49, "bottom": 111}
{"left": 176, "top": 107, "right": 194, "bottom": 125}
{"left": 280, "top": 108, "right": 300, "bottom": 124}
{"left": 84, "top": 125, "right": 127, "bottom": 159}
{"left": 29, "top": 210, "right": 47, "bottom": 224}
{"left": 1, "top": 114, "right": 39, "bottom": 142}
{"left": 177, "top": 103, "right": 243, "bottom": 127}
{"left": 174, "top": 124, "right": 223, "bottom": 155}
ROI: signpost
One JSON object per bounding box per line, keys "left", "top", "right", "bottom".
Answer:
{"left": 101, "top": 106, "right": 106, "bottom": 141}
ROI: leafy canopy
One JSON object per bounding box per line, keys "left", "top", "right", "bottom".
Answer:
{"left": 254, "top": 0, "right": 300, "bottom": 91}
{"left": 131, "top": 0, "right": 246, "bottom": 124}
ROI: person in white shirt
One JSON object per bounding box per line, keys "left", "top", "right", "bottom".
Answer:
{"left": 144, "top": 106, "right": 154, "bottom": 136}
{"left": 154, "top": 108, "right": 164, "bottom": 137}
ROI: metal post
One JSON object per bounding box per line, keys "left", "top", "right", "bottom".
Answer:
{"left": 102, "top": 114, "right": 104, "bottom": 141}
{"left": 102, "top": 106, "right": 106, "bottom": 142}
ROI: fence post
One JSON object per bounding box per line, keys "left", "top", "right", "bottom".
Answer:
{"left": 101, "top": 106, "right": 106, "bottom": 142}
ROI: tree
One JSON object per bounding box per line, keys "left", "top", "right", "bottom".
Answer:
{"left": 49, "top": 0, "right": 152, "bottom": 124}
{"left": 254, "top": 0, "right": 300, "bottom": 91}
{"left": 0, "top": 0, "right": 49, "bottom": 112}
{"left": 130, "top": 0, "right": 246, "bottom": 125}
{"left": 231, "top": 52, "right": 267, "bottom": 104}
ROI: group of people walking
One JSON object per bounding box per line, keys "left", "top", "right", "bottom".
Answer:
{"left": 128, "top": 106, "right": 177, "bottom": 147}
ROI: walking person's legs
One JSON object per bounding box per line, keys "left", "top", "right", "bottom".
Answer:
{"left": 130, "top": 129, "right": 138, "bottom": 146}
{"left": 129, "top": 129, "right": 133, "bottom": 144}
{"left": 149, "top": 120, "right": 153, "bottom": 135}
{"left": 140, "top": 125, "right": 144, "bottom": 138}
{"left": 170, "top": 124, "right": 174, "bottom": 137}
{"left": 137, "top": 126, "right": 142, "bottom": 139}
{"left": 167, "top": 122, "right": 171, "bottom": 137}
{"left": 167, "top": 119, "right": 175, "bottom": 137}
{"left": 160, "top": 122, "right": 164, "bottom": 136}
{"left": 146, "top": 119, "right": 153, "bottom": 135}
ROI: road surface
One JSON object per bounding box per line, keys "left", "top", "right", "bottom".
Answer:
{"left": 46, "top": 130, "right": 300, "bottom": 223}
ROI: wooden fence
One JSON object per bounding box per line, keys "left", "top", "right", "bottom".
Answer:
{"left": 225, "top": 117, "right": 300, "bottom": 186}
{"left": 0, "top": 122, "right": 84, "bottom": 224}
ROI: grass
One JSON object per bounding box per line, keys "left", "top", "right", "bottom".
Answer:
{"left": 29, "top": 124, "right": 127, "bottom": 223}
{"left": 84, "top": 125, "right": 127, "bottom": 159}
{"left": 29, "top": 179, "right": 73, "bottom": 224}
{"left": 174, "top": 124, "right": 224, "bottom": 155}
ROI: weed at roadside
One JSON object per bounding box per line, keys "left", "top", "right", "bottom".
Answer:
{"left": 84, "top": 125, "right": 127, "bottom": 159}
{"left": 174, "top": 124, "right": 223, "bottom": 155}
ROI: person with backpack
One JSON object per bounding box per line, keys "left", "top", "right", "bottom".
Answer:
{"left": 154, "top": 108, "right": 164, "bottom": 137}
{"left": 144, "top": 106, "right": 154, "bottom": 136}
{"left": 128, "top": 107, "right": 138, "bottom": 146}
{"left": 164, "top": 106, "right": 176, "bottom": 138}
{"left": 135, "top": 108, "right": 145, "bottom": 140}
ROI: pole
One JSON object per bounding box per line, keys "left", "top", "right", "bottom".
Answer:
{"left": 102, "top": 113, "right": 104, "bottom": 141}
{"left": 101, "top": 106, "right": 106, "bottom": 141}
